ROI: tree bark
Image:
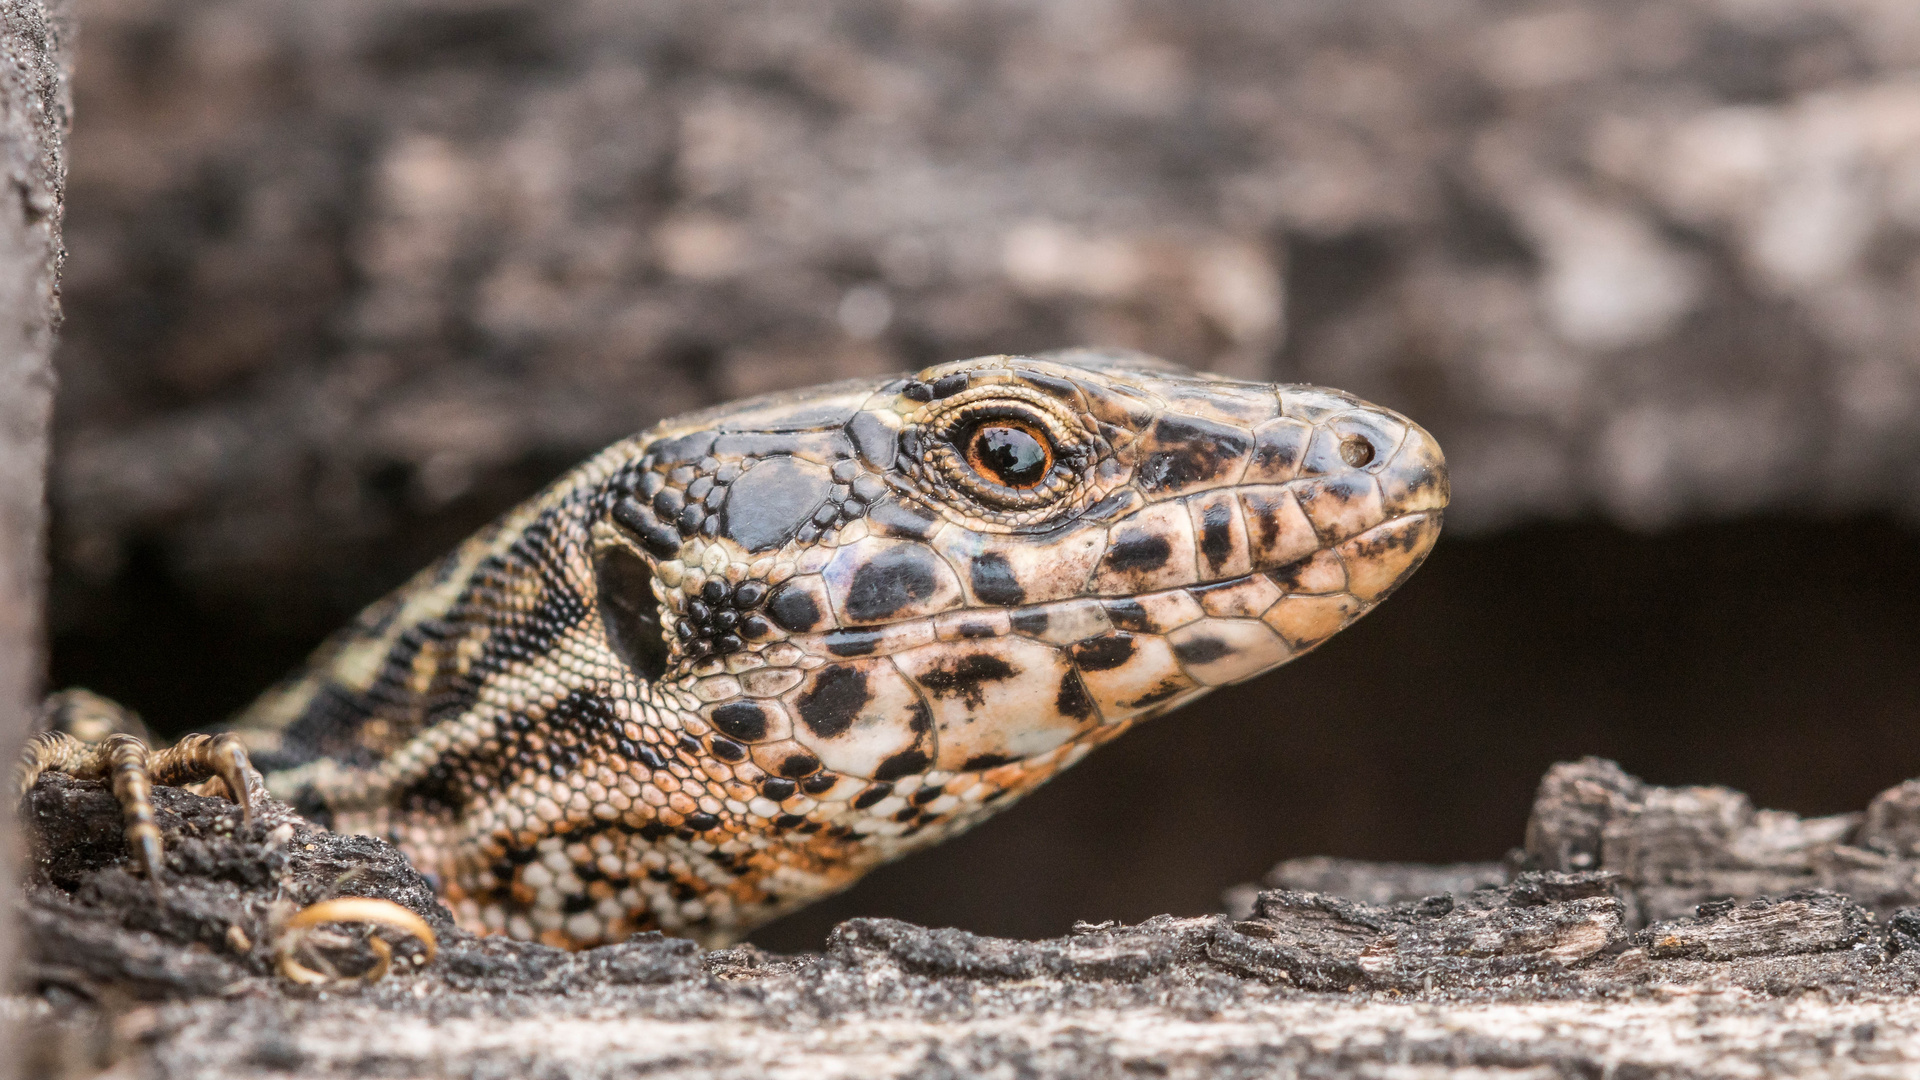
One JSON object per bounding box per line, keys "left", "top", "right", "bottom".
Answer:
{"left": 0, "top": 0, "right": 70, "bottom": 1065}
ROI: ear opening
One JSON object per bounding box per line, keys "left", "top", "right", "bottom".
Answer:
{"left": 594, "top": 546, "right": 670, "bottom": 682}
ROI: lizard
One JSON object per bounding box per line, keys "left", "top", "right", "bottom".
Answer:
{"left": 21, "top": 348, "right": 1448, "bottom": 950}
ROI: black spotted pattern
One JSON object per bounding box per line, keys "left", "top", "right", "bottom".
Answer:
{"left": 968, "top": 552, "right": 1026, "bottom": 606}
{"left": 1055, "top": 669, "right": 1096, "bottom": 720}
{"left": 766, "top": 582, "right": 822, "bottom": 632}
{"left": 912, "top": 652, "right": 1017, "bottom": 709}
{"left": 1171, "top": 635, "right": 1233, "bottom": 665}
{"left": 1198, "top": 502, "right": 1234, "bottom": 571}
{"left": 1136, "top": 416, "right": 1253, "bottom": 493}
{"left": 676, "top": 576, "right": 770, "bottom": 659}
{"left": 710, "top": 702, "right": 770, "bottom": 742}
{"left": 781, "top": 752, "right": 823, "bottom": 779}
{"left": 874, "top": 748, "right": 933, "bottom": 781}
{"left": 823, "top": 629, "right": 884, "bottom": 656}
{"left": 1105, "top": 529, "right": 1172, "bottom": 572}
{"left": 1100, "top": 600, "right": 1153, "bottom": 632}
{"left": 795, "top": 666, "right": 871, "bottom": 739}
{"left": 1070, "top": 634, "right": 1136, "bottom": 671}
{"left": 843, "top": 544, "right": 945, "bottom": 622}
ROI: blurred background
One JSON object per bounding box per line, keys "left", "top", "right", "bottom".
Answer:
{"left": 44, "top": 0, "right": 1920, "bottom": 951}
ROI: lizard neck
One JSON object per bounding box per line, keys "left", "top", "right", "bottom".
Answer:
{"left": 231, "top": 442, "right": 638, "bottom": 784}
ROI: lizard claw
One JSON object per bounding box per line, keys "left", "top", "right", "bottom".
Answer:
{"left": 162, "top": 732, "right": 260, "bottom": 828}
{"left": 275, "top": 897, "right": 438, "bottom": 984}
{"left": 20, "top": 694, "right": 264, "bottom": 881}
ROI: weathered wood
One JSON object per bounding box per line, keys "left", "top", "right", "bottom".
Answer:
{"left": 1525, "top": 757, "right": 1920, "bottom": 926}
{"left": 17, "top": 760, "right": 1920, "bottom": 1077}
{"left": 0, "top": 0, "right": 69, "bottom": 1071}
{"left": 1225, "top": 855, "right": 1509, "bottom": 916}
{"left": 1645, "top": 893, "right": 1872, "bottom": 962}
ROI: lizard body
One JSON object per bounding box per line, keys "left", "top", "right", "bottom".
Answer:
{"left": 35, "top": 350, "right": 1447, "bottom": 949}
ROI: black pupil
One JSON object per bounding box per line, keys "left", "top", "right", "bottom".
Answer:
{"left": 973, "top": 425, "right": 1049, "bottom": 487}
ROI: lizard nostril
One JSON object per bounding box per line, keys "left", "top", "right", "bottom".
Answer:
{"left": 1339, "top": 435, "right": 1375, "bottom": 469}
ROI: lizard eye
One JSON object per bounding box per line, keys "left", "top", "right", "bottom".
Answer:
{"left": 964, "top": 419, "right": 1053, "bottom": 489}
{"left": 916, "top": 390, "right": 1094, "bottom": 521}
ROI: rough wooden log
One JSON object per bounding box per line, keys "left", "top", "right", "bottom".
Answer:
{"left": 1525, "top": 757, "right": 1920, "bottom": 926}
{"left": 1645, "top": 893, "right": 1873, "bottom": 962}
{"left": 0, "top": 0, "right": 69, "bottom": 1070}
{"left": 17, "top": 759, "right": 1920, "bottom": 1077}
{"left": 1224, "top": 855, "right": 1509, "bottom": 916}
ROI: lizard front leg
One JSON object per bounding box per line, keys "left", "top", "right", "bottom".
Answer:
{"left": 18, "top": 689, "right": 261, "bottom": 880}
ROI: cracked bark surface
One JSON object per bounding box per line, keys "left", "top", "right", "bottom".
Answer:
{"left": 18, "top": 758, "right": 1920, "bottom": 1078}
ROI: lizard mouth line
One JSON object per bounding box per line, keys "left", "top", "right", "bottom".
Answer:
{"left": 790, "top": 508, "right": 1443, "bottom": 659}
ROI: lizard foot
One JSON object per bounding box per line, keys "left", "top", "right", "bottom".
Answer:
{"left": 18, "top": 689, "right": 263, "bottom": 882}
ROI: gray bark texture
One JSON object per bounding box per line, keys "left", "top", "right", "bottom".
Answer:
{"left": 0, "top": 0, "right": 68, "bottom": 1067}
{"left": 49, "top": 0, "right": 1920, "bottom": 632}
{"left": 18, "top": 758, "right": 1920, "bottom": 1078}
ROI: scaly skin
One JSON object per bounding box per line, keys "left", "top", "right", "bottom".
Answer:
{"left": 36, "top": 349, "right": 1448, "bottom": 949}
